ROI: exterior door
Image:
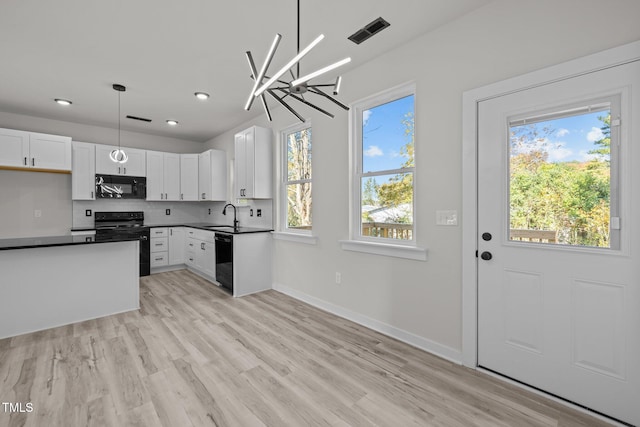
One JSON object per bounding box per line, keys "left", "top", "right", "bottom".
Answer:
{"left": 477, "top": 61, "right": 640, "bottom": 426}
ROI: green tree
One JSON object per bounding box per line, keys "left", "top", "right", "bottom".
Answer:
{"left": 588, "top": 114, "right": 611, "bottom": 160}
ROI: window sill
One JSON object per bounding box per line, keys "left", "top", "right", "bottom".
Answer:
{"left": 272, "top": 232, "right": 318, "bottom": 245}
{"left": 339, "top": 239, "right": 427, "bottom": 261}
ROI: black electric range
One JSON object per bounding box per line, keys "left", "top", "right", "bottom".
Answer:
{"left": 94, "top": 211, "right": 150, "bottom": 276}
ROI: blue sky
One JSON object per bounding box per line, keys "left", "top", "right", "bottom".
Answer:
{"left": 510, "top": 110, "right": 609, "bottom": 162}
{"left": 362, "top": 95, "right": 414, "bottom": 172}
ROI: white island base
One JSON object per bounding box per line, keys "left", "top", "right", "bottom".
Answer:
{"left": 0, "top": 240, "right": 139, "bottom": 339}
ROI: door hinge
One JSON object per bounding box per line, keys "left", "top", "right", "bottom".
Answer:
{"left": 475, "top": 250, "right": 478, "bottom": 258}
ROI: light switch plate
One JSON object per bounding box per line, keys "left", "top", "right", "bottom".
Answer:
{"left": 436, "top": 210, "right": 458, "bottom": 226}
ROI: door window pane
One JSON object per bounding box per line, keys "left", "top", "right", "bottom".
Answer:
{"left": 509, "top": 104, "right": 613, "bottom": 248}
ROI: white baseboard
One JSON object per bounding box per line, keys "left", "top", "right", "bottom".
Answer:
{"left": 272, "top": 282, "right": 462, "bottom": 364}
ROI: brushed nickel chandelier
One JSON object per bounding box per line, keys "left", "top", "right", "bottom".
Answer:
{"left": 244, "top": 0, "right": 351, "bottom": 122}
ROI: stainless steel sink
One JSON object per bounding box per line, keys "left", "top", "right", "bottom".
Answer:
{"left": 204, "top": 225, "right": 236, "bottom": 230}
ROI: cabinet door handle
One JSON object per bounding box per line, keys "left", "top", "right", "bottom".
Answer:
{"left": 124, "top": 167, "right": 127, "bottom": 174}
{"left": 170, "top": 229, "right": 173, "bottom": 236}
{"left": 155, "top": 257, "right": 163, "bottom": 261}
{"left": 24, "top": 157, "right": 27, "bottom": 166}
{"left": 91, "top": 191, "right": 94, "bottom": 198}
{"left": 181, "top": 194, "right": 183, "bottom": 200}
{"left": 201, "top": 243, "right": 205, "bottom": 250}
{"left": 32, "top": 158, "right": 35, "bottom": 166}
{"left": 201, "top": 193, "right": 206, "bottom": 199}
{"left": 165, "top": 193, "right": 167, "bottom": 199}
{"left": 118, "top": 167, "right": 121, "bottom": 174}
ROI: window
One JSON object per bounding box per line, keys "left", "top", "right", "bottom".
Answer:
{"left": 351, "top": 84, "right": 415, "bottom": 244}
{"left": 508, "top": 96, "right": 620, "bottom": 249}
{"left": 282, "top": 123, "right": 312, "bottom": 234}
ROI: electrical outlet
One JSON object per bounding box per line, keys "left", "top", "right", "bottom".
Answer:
{"left": 85, "top": 209, "right": 92, "bottom": 217}
{"left": 257, "top": 209, "right": 262, "bottom": 217}
{"left": 165, "top": 209, "right": 171, "bottom": 215}
{"left": 335, "top": 272, "right": 342, "bottom": 284}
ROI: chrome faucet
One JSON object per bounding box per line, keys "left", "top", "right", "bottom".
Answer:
{"left": 222, "top": 203, "right": 239, "bottom": 231}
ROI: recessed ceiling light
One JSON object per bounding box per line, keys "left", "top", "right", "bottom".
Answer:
{"left": 166, "top": 120, "right": 179, "bottom": 126}
{"left": 54, "top": 98, "right": 72, "bottom": 106}
{"left": 194, "top": 92, "right": 210, "bottom": 100}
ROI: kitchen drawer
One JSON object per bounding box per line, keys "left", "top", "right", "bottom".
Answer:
{"left": 185, "top": 253, "right": 196, "bottom": 266}
{"left": 151, "top": 252, "right": 168, "bottom": 267}
{"left": 186, "top": 237, "right": 197, "bottom": 252}
{"left": 151, "top": 227, "right": 169, "bottom": 238}
{"left": 151, "top": 237, "right": 168, "bottom": 252}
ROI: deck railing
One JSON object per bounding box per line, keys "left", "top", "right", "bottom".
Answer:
{"left": 362, "top": 222, "right": 413, "bottom": 240}
{"left": 510, "top": 229, "right": 557, "bottom": 243}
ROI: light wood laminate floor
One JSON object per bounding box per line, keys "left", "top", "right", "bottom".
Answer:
{"left": 0, "top": 270, "right": 611, "bottom": 427}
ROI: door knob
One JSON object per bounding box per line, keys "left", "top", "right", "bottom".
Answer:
{"left": 480, "top": 251, "right": 492, "bottom": 261}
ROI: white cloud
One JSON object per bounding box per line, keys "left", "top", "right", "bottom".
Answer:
{"left": 587, "top": 127, "right": 604, "bottom": 143}
{"left": 364, "top": 145, "right": 383, "bottom": 157}
{"left": 556, "top": 128, "right": 570, "bottom": 137}
{"left": 547, "top": 143, "right": 573, "bottom": 162}
{"left": 363, "top": 110, "right": 372, "bottom": 126}
{"left": 577, "top": 150, "right": 599, "bottom": 162}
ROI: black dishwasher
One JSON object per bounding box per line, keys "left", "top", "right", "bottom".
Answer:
{"left": 215, "top": 233, "right": 233, "bottom": 293}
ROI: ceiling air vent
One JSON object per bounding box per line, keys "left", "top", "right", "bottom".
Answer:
{"left": 126, "top": 115, "right": 152, "bottom": 123}
{"left": 348, "top": 17, "right": 390, "bottom": 45}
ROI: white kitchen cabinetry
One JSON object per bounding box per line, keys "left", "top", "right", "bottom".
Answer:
{"left": 185, "top": 228, "right": 216, "bottom": 281}
{"left": 150, "top": 227, "right": 185, "bottom": 272}
{"left": 234, "top": 126, "right": 272, "bottom": 199}
{"left": 95, "top": 144, "right": 146, "bottom": 176}
{"left": 0, "top": 128, "right": 71, "bottom": 172}
{"left": 72, "top": 141, "right": 96, "bottom": 200}
{"left": 198, "top": 149, "right": 227, "bottom": 201}
{"left": 146, "top": 151, "right": 180, "bottom": 201}
{"left": 150, "top": 227, "right": 169, "bottom": 268}
{"left": 180, "top": 154, "right": 199, "bottom": 201}
{"left": 168, "top": 227, "right": 185, "bottom": 265}
{"left": 231, "top": 232, "right": 272, "bottom": 297}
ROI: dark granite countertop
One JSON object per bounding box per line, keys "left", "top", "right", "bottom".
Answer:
{"left": 147, "top": 223, "right": 273, "bottom": 235}
{"left": 0, "top": 235, "right": 140, "bottom": 251}
{"left": 71, "top": 223, "right": 273, "bottom": 235}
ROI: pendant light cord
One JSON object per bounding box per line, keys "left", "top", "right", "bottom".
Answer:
{"left": 118, "top": 90, "right": 121, "bottom": 150}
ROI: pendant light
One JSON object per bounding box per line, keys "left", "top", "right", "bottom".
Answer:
{"left": 244, "top": 0, "right": 350, "bottom": 123}
{"left": 109, "top": 84, "right": 128, "bottom": 164}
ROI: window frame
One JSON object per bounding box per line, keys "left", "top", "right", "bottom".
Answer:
{"left": 280, "top": 121, "right": 313, "bottom": 236}
{"left": 349, "top": 82, "right": 417, "bottom": 247}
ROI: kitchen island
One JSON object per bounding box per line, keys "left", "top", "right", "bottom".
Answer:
{"left": 0, "top": 236, "right": 139, "bottom": 339}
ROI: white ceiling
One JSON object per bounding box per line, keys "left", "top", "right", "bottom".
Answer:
{"left": 0, "top": 0, "right": 490, "bottom": 142}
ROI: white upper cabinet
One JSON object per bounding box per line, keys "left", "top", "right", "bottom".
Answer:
{"left": 234, "top": 126, "right": 272, "bottom": 199}
{"left": 0, "top": 128, "right": 71, "bottom": 171}
{"left": 147, "top": 151, "right": 181, "bottom": 201}
{"left": 163, "top": 153, "right": 180, "bottom": 201}
{"left": 71, "top": 141, "right": 96, "bottom": 200}
{"left": 198, "top": 149, "right": 227, "bottom": 201}
{"left": 95, "top": 144, "right": 146, "bottom": 176}
{"left": 180, "top": 154, "right": 199, "bottom": 201}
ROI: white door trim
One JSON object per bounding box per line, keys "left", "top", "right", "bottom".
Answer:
{"left": 461, "top": 39, "right": 640, "bottom": 368}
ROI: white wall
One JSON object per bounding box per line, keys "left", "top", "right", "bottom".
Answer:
{"left": 205, "top": 0, "right": 640, "bottom": 358}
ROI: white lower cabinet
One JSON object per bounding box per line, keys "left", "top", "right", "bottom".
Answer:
{"left": 150, "top": 227, "right": 185, "bottom": 272}
{"left": 185, "top": 228, "right": 216, "bottom": 281}
{"left": 168, "top": 227, "right": 185, "bottom": 265}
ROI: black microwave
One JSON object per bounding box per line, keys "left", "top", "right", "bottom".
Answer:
{"left": 95, "top": 174, "right": 146, "bottom": 199}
